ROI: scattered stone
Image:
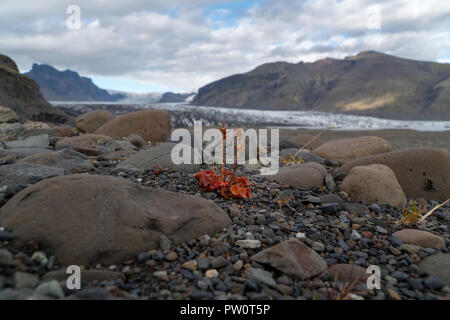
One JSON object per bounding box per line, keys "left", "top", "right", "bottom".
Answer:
{"left": 165, "top": 252, "right": 178, "bottom": 262}
{"left": 228, "top": 204, "right": 241, "bottom": 218}
{"left": 197, "top": 257, "right": 210, "bottom": 270}
{"left": 126, "top": 134, "right": 147, "bottom": 148}
{"left": 159, "top": 235, "right": 171, "bottom": 251}
{"left": 31, "top": 251, "right": 48, "bottom": 266}
{"left": 33, "top": 280, "right": 64, "bottom": 299}
{"left": 327, "top": 264, "right": 369, "bottom": 283}
{"left": 350, "top": 230, "right": 361, "bottom": 241}
{"left": 399, "top": 244, "right": 422, "bottom": 254}
{"left": 210, "top": 256, "right": 228, "bottom": 269}
{"left": 419, "top": 254, "right": 450, "bottom": 287}
{"left": 375, "top": 226, "right": 387, "bottom": 234}
{"left": 387, "top": 289, "right": 402, "bottom": 300}
{"left": 14, "top": 272, "right": 39, "bottom": 289}
{"left": 75, "top": 110, "right": 115, "bottom": 133}
{"left": 0, "top": 288, "right": 34, "bottom": 300}
{"left": 264, "top": 163, "right": 326, "bottom": 189}
{"left": 55, "top": 134, "right": 113, "bottom": 156}
{"left": 424, "top": 276, "right": 445, "bottom": 291}
{"left": 205, "top": 269, "right": 219, "bottom": 278}
{"left": 95, "top": 109, "right": 170, "bottom": 142}
{"left": 341, "top": 164, "right": 407, "bottom": 207}
{"left": 325, "top": 173, "right": 335, "bottom": 191}
{"left": 5, "top": 134, "right": 49, "bottom": 149}
{"left": 0, "top": 229, "right": 14, "bottom": 241}
{"left": 182, "top": 260, "right": 198, "bottom": 271}
{"left": 392, "top": 229, "right": 445, "bottom": 248}
{"left": 320, "top": 203, "right": 342, "bottom": 215}
{"left": 251, "top": 239, "right": 327, "bottom": 279}
{"left": 313, "top": 136, "right": 392, "bottom": 163}
{"left": 311, "top": 242, "right": 325, "bottom": 252}
{"left": 153, "top": 270, "right": 168, "bottom": 280}
{"left": 0, "top": 249, "right": 13, "bottom": 266}
{"left": 246, "top": 268, "right": 276, "bottom": 287}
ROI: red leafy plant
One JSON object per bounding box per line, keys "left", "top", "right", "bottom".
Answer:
{"left": 194, "top": 125, "right": 253, "bottom": 199}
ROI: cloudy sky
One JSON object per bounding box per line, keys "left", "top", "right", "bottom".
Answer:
{"left": 1, "top": 0, "right": 449, "bottom": 93}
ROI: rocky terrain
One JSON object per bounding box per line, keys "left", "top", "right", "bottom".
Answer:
{"left": 193, "top": 51, "right": 450, "bottom": 121}
{"left": 0, "top": 54, "right": 71, "bottom": 123}
{"left": 0, "top": 107, "right": 449, "bottom": 300}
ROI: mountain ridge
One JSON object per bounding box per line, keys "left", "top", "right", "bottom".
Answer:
{"left": 192, "top": 51, "right": 450, "bottom": 120}
{"left": 25, "top": 64, "right": 126, "bottom": 102}
{"left": 0, "top": 54, "right": 71, "bottom": 123}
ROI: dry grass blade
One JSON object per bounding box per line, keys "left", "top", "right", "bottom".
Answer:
{"left": 420, "top": 198, "right": 450, "bottom": 222}
{"left": 294, "top": 124, "right": 335, "bottom": 157}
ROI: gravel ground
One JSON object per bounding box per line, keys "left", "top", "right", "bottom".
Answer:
{"left": 2, "top": 158, "right": 448, "bottom": 300}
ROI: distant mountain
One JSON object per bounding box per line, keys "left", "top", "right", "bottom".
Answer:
{"left": 0, "top": 54, "right": 71, "bottom": 123}
{"left": 158, "top": 92, "right": 195, "bottom": 103}
{"left": 25, "top": 64, "right": 125, "bottom": 102}
{"left": 193, "top": 51, "right": 450, "bottom": 120}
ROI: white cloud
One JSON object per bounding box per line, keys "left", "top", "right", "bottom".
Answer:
{"left": 0, "top": 0, "right": 449, "bottom": 91}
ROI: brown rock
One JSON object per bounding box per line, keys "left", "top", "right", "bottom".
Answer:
{"left": 339, "top": 149, "right": 450, "bottom": 201}
{"left": 75, "top": 110, "right": 115, "bottom": 133}
{"left": 340, "top": 164, "right": 406, "bottom": 207}
{"left": 95, "top": 110, "right": 170, "bottom": 142}
{"left": 55, "top": 134, "right": 113, "bottom": 156}
{"left": 392, "top": 229, "right": 445, "bottom": 248}
{"left": 327, "top": 264, "right": 369, "bottom": 283}
{"left": 0, "top": 106, "right": 19, "bottom": 123}
{"left": 126, "top": 134, "right": 147, "bottom": 148}
{"left": 263, "top": 163, "right": 326, "bottom": 189}
{"left": 250, "top": 238, "right": 327, "bottom": 279}
{"left": 0, "top": 174, "right": 231, "bottom": 265}
{"left": 313, "top": 136, "right": 392, "bottom": 163}
{"left": 419, "top": 253, "right": 450, "bottom": 287}
{"left": 19, "top": 149, "right": 93, "bottom": 173}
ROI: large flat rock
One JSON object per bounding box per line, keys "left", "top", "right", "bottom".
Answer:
{"left": 0, "top": 174, "right": 231, "bottom": 266}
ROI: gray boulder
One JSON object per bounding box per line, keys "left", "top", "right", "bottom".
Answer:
{"left": 117, "top": 142, "right": 201, "bottom": 174}
{"left": 5, "top": 134, "right": 49, "bottom": 149}
{"left": 0, "top": 163, "right": 64, "bottom": 186}
{"left": 0, "top": 174, "right": 231, "bottom": 265}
